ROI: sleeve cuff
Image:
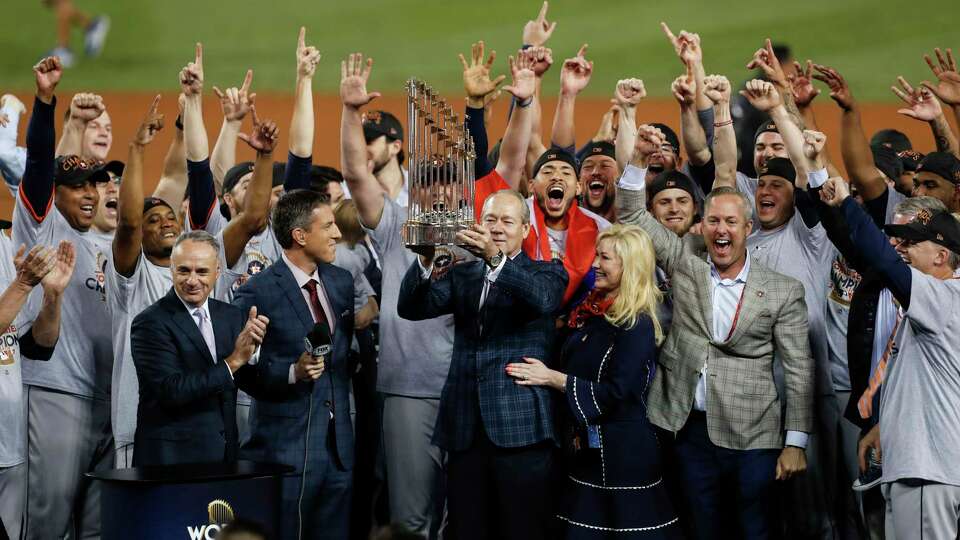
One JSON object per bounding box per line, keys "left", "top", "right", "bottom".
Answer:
{"left": 618, "top": 164, "right": 648, "bottom": 191}
{"left": 807, "top": 168, "right": 829, "bottom": 189}
{"left": 288, "top": 364, "right": 297, "bottom": 384}
{"left": 417, "top": 258, "right": 433, "bottom": 279}
{"left": 785, "top": 430, "right": 809, "bottom": 449}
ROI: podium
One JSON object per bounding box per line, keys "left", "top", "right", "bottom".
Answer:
{"left": 87, "top": 460, "right": 293, "bottom": 540}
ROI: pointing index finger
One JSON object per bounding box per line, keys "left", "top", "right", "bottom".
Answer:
{"left": 660, "top": 22, "right": 677, "bottom": 46}
{"left": 576, "top": 43, "right": 588, "bottom": 58}
{"left": 195, "top": 43, "right": 203, "bottom": 67}
{"left": 241, "top": 69, "right": 253, "bottom": 93}
{"left": 298, "top": 26, "right": 306, "bottom": 51}
{"left": 537, "top": 1, "right": 549, "bottom": 22}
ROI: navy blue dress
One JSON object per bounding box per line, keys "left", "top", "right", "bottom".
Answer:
{"left": 556, "top": 315, "right": 681, "bottom": 538}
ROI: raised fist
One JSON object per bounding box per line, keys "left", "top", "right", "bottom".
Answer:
{"left": 635, "top": 124, "right": 665, "bottom": 163}
{"left": 297, "top": 27, "right": 322, "bottom": 78}
{"left": 703, "top": 74, "right": 731, "bottom": 105}
{"left": 238, "top": 107, "right": 279, "bottom": 154}
{"left": 520, "top": 46, "right": 553, "bottom": 78}
{"left": 802, "top": 129, "right": 826, "bottom": 163}
{"left": 560, "top": 44, "right": 592, "bottom": 96}
{"left": 739, "top": 79, "right": 782, "bottom": 112}
{"left": 340, "top": 53, "right": 381, "bottom": 109}
{"left": 613, "top": 78, "right": 646, "bottom": 108}
{"left": 522, "top": 1, "right": 557, "bottom": 47}
{"left": 179, "top": 43, "right": 204, "bottom": 96}
{"left": 69, "top": 93, "right": 106, "bottom": 123}
{"left": 33, "top": 56, "right": 63, "bottom": 101}
{"left": 213, "top": 70, "right": 255, "bottom": 122}
{"left": 670, "top": 75, "right": 695, "bottom": 106}
{"left": 133, "top": 95, "right": 164, "bottom": 147}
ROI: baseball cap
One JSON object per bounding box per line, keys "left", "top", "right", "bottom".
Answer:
{"left": 648, "top": 170, "right": 698, "bottom": 202}
{"left": 757, "top": 157, "right": 796, "bottom": 185}
{"left": 754, "top": 121, "right": 779, "bottom": 143}
{"left": 917, "top": 152, "right": 960, "bottom": 185}
{"left": 872, "top": 145, "right": 904, "bottom": 183}
{"left": 222, "top": 162, "right": 254, "bottom": 195}
{"left": 54, "top": 155, "right": 110, "bottom": 187}
{"left": 532, "top": 149, "right": 579, "bottom": 178}
{"left": 0, "top": 220, "right": 10, "bottom": 230}
{"left": 870, "top": 129, "right": 912, "bottom": 154}
{"left": 581, "top": 141, "right": 616, "bottom": 162}
{"left": 363, "top": 110, "right": 405, "bottom": 165}
{"left": 884, "top": 208, "right": 960, "bottom": 255}
{"left": 143, "top": 196, "right": 174, "bottom": 215}
{"left": 104, "top": 160, "right": 125, "bottom": 179}
{"left": 650, "top": 123, "right": 680, "bottom": 153}
{"left": 899, "top": 150, "right": 924, "bottom": 172}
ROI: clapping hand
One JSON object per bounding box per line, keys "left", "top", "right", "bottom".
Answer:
{"left": 132, "top": 95, "right": 164, "bottom": 147}
{"left": 229, "top": 307, "right": 269, "bottom": 372}
{"left": 340, "top": 53, "right": 381, "bottom": 109}
{"left": 179, "top": 43, "right": 204, "bottom": 96}
{"left": 892, "top": 76, "right": 942, "bottom": 122}
{"left": 522, "top": 1, "right": 557, "bottom": 47}
{"left": 739, "top": 79, "right": 782, "bottom": 112}
{"left": 922, "top": 47, "right": 960, "bottom": 105}
{"left": 237, "top": 106, "right": 279, "bottom": 154}
{"left": 14, "top": 244, "right": 57, "bottom": 288}
{"left": 460, "top": 41, "right": 505, "bottom": 107}
{"left": 213, "top": 69, "right": 255, "bottom": 122}
{"left": 560, "top": 45, "right": 592, "bottom": 96}
{"left": 40, "top": 241, "right": 76, "bottom": 296}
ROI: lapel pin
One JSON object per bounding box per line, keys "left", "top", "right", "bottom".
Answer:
{"left": 756, "top": 291, "right": 764, "bottom": 298}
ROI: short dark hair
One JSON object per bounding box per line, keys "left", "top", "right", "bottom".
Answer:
{"left": 219, "top": 519, "right": 267, "bottom": 540}
{"left": 272, "top": 189, "right": 330, "bottom": 249}
{"left": 309, "top": 165, "right": 344, "bottom": 197}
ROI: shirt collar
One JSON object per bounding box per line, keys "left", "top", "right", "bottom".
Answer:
{"left": 281, "top": 251, "right": 320, "bottom": 288}
{"left": 708, "top": 250, "right": 751, "bottom": 285}
{"left": 175, "top": 290, "right": 211, "bottom": 319}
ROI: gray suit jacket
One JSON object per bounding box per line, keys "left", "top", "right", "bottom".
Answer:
{"left": 618, "top": 185, "right": 813, "bottom": 450}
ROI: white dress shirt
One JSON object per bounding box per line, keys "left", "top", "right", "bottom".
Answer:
{"left": 619, "top": 164, "right": 808, "bottom": 449}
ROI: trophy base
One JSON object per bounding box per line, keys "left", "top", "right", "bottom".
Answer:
{"left": 402, "top": 221, "right": 472, "bottom": 247}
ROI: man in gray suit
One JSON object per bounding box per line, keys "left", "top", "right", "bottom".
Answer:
{"left": 617, "top": 164, "right": 814, "bottom": 540}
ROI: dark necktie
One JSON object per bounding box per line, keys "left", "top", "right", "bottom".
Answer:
{"left": 302, "top": 278, "right": 329, "bottom": 328}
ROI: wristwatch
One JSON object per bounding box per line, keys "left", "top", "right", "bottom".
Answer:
{"left": 486, "top": 250, "right": 504, "bottom": 269}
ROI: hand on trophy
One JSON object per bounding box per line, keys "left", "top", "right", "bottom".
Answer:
{"left": 340, "top": 53, "right": 381, "bottom": 109}
{"left": 455, "top": 224, "right": 499, "bottom": 262}
{"left": 504, "top": 52, "right": 536, "bottom": 102}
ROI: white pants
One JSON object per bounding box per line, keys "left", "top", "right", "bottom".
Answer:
{"left": 883, "top": 480, "right": 960, "bottom": 540}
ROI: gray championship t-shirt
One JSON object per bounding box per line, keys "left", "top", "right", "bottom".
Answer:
{"left": 748, "top": 211, "right": 835, "bottom": 395}
{"left": 364, "top": 196, "right": 456, "bottom": 398}
{"left": 106, "top": 254, "right": 173, "bottom": 448}
{"left": 0, "top": 233, "right": 27, "bottom": 466}
{"left": 13, "top": 200, "right": 114, "bottom": 400}
{"left": 880, "top": 269, "right": 960, "bottom": 486}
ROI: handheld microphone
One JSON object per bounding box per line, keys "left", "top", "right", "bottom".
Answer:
{"left": 304, "top": 321, "right": 332, "bottom": 362}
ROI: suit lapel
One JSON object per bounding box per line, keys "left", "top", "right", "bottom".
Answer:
{"left": 164, "top": 289, "right": 215, "bottom": 365}
{"left": 274, "top": 261, "right": 314, "bottom": 333}
{"left": 209, "top": 300, "right": 234, "bottom": 363}
{"left": 695, "top": 262, "right": 716, "bottom": 339}
{"left": 725, "top": 267, "right": 770, "bottom": 345}
{"left": 318, "top": 264, "right": 344, "bottom": 333}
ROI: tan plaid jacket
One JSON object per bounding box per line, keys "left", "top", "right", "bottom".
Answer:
{"left": 618, "top": 187, "right": 813, "bottom": 450}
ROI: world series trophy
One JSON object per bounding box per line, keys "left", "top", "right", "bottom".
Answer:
{"left": 401, "top": 79, "right": 477, "bottom": 246}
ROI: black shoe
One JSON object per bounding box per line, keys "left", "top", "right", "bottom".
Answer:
{"left": 853, "top": 448, "right": 882, "bottom": 492}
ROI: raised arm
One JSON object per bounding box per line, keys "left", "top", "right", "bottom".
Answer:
{"left": 180, "top": 44, "right": 220, "bottom": 230}
{"left": 461, "top": 40, "right": 505, "bottom": 179}
{"left": 221, "top": 110, "right": 279, "bottom": 268}
{"left": 522, "top": 46, "right": 552, "bottom": 177}
{"left": 612, "top": 78, "right": 646, "bottom": 171}
{"left": 493, "top": 53, "right": 536, "bottom": 188}
{"left": 339, "top": 53, "right": 385, "bottom": 228}
{"left": 673, "top": 71, "right": 711, "bottom": 167}
{"left": 704, "top": 75, "right": 736, "bottom": 188}
{"left": 748, "top": 38, "right": 804, "bottom": 127}
{"left": 210, "top": 70, "right": 254, "bottom": 193}
{"left": 740, "top": 79, "right": 817, "bottom": 178}
{"left": 21, "top": 57, "right": 63, "bottom": 222}
{"left": 551, "top": 45, "right": 592, "bottom": 151}
{"left": 661, "top": 23, "right": 711, "bottom": 111}
{"left": 922, "top": 47, "right": 960, "bottom": 155}
{"left": 813, "top": 64, "right": 888, "bottom": 202}
{"left": 151, "top": 94, "right": 188, "bottom": 209}
{"left": 892, "top": 76, "right": 959, "bottom": 157}
{"left": 113, "top": 95, "right": 164, "bottom": 277}
{"left": 55, "top": 93, "right": 104, "bottom": 158}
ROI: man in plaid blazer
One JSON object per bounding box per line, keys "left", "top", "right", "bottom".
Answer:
{"left": 617, "top": 165, "right": 814, "bottom": 540}
{"left": 398, "top": 190, "right": 567, "bottom": 540}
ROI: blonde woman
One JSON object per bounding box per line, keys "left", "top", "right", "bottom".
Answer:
{"left": 507, "top": 224, "right": 681, "bottom": 538}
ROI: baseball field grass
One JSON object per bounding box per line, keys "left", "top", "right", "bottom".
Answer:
{"left": 2, "top": 0, "right": 958, "bottom": 100}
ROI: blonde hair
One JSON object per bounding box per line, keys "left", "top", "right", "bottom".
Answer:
{"left": 595, "top": 224, "right": 663, "bottom": 344}
{"left": 333, "top": 199, "right": 364, "bottom": 248}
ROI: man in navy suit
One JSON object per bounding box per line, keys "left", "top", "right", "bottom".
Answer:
{"left": 234, "top": 189, "right": 355, "bottom": 540}
{"left": 131, "top": 231, "right": 269, "bottom": 466}
{"left": 398, "top": 190, "right": 567, "bottom": 540}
